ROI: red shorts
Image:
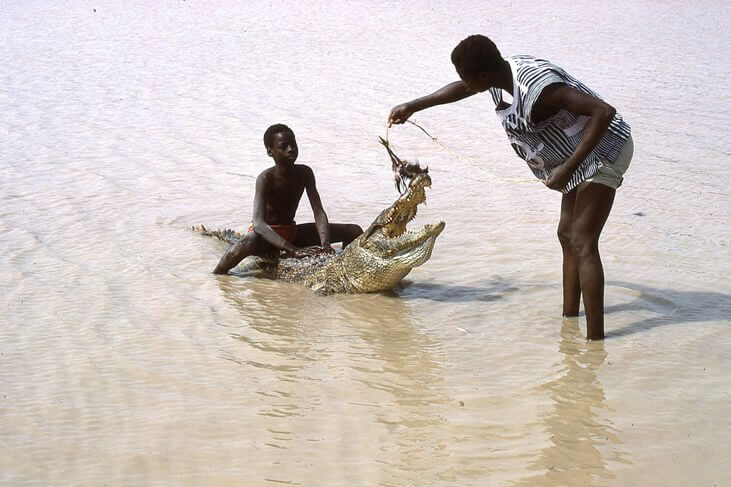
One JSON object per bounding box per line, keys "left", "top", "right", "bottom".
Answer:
{"left": 247, "top": 222, "right": 298, "bottom": 244}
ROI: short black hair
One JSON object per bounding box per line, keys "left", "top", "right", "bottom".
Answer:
{"left": 263, "top": 123, "right": 293, "bottom": 149}
{"left": 451, "top": 34, "right": 503, "bottom": 79}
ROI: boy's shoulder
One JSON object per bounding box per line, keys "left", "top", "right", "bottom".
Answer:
{"left": 285, "top": 163, "right": 315, "bottom": 180}
{"left": 256, "top": 165, "right": 276, "bottom": 180}
{"left": 255, "top": 164, "right": 314, "bottom": 182}
{"left": 294, "top": 163, "right": 314, "bottom": 175}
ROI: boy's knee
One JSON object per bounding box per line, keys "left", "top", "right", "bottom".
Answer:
{"left": 568, "top": 230, "right": 597, "bottom": 258}
{"left": 341, "top": 224, "right": 363, "bottom": 246}
{"left": 233, "top": 232, "right": 261, "bottom": 253}
{"left": 557, "top": 225, "right": 572, "bottom": 247}
{"left": 348, "top": 224, "right": 364, "bottom": 242}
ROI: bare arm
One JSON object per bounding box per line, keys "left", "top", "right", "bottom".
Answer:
{"left": 251, "top": 173, "right": 299, "bottom": 253}
{"left": 303, "top": 166, "right": 334, "bottom": 253}
{"left": 539, "top": 84, "right": 617, "bottom": 190}
{"left": 388, "top": 81, "right": 477, "bottom": 126}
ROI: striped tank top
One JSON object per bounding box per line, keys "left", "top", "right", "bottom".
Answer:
{"left": 488, "top": 55, "right": 631, "bottom": 193}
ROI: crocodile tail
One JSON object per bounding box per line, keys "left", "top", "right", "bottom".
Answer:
{"left": 191, "top": 225, "right": 243, "bottom": 245}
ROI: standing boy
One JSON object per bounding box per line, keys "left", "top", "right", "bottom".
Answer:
{"left": 388, "top": 35, "right": 633, "bottom": 339}
{"left": 213, "top": 124, "right": 362, "bottom": 275}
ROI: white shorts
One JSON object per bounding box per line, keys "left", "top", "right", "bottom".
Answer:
{"left": 586, "top": 135, "right": 634, "bottom": 189}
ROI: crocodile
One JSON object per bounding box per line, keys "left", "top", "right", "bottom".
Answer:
{"left": 196, "top": 169, "right": 444, "bottom": 295}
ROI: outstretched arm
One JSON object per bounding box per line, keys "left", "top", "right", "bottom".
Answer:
{"left": 303, "top": 167, "right": 334, "bottom": 254}
{"left": 539, "top": 84, "right": 617, "bottom": 191}
{"left": 388, "top": 81, "right": 477, "bottom": 126}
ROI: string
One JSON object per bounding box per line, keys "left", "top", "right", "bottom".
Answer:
{"left": 385, "top": 119, "right": 538, "bottom": 185}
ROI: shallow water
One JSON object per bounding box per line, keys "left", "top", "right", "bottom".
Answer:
{"left": 1, "top": 1, "right": 730, "bottom": 485}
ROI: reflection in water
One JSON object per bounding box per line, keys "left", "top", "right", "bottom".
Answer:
{"left": 334, "top": 293, "right": 453, "bottom": 480}
{"left": 515, "top": 319, "right": 630, "bottom": 486}
{"left": 215, "top": 277, "right": 451, "bottom": 483}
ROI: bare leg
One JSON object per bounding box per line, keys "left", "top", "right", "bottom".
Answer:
{"left": 212, "top": 231, "right": 269, "bottom": 274}
{"left": 558, "top": 190, "right": 582, "bottom": 317}
{"left": 332, "top": 223, "right": 364, "bottom": 247}
{"left": 293, "top": 223, "right": 363, "bottom": 248}
{"left": 569, "top": 182, "right": 616, "bottom": 340}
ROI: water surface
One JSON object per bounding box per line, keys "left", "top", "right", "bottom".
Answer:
{"left": 1, "top": 1, "right": 729, "bottom": 485}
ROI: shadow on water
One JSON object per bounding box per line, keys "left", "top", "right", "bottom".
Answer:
{"left": 606, "top": 281, "right": 731, "bottom": 337}
{"left": 396, "top": 277, "right": 520, "bottom": 303}
{"left": 513, "top": 318, "right": 631, "bottom": 486}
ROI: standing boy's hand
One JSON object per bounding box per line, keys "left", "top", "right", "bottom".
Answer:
{"left": 544, "top": 161, "right": 576, "bottom": 191}
{"left": 388, "top": 103, "right": 415, "bottom": 126}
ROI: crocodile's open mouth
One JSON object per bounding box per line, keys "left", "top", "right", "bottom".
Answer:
{"left": 361, "top": 173, "right": 444, "bottom": 249}
{"left": 381, "top": 173, "right": 431, "bottom": 238}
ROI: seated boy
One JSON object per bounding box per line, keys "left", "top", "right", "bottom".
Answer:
{"left": 212, "top": 123, "right": 363, "bottom": 275}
